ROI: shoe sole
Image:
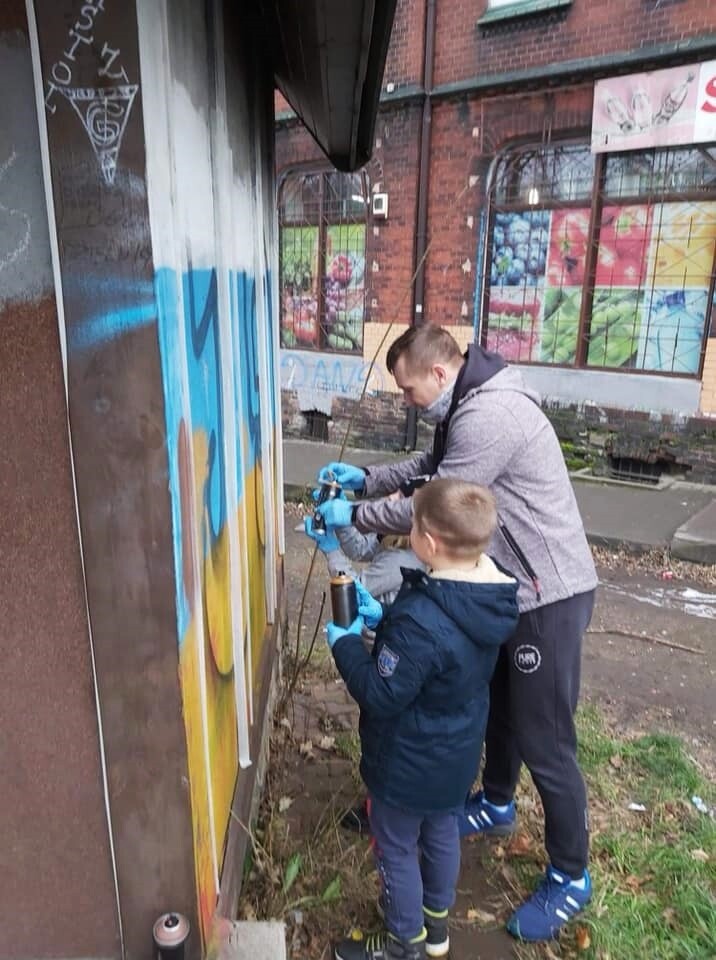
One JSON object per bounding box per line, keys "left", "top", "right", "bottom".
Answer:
{"left": 426, "top": 938, "right": 449, "bottom": 957}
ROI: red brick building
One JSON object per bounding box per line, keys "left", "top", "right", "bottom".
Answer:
{"left": 276, "top": 0, "right": 716, "bottom": 481}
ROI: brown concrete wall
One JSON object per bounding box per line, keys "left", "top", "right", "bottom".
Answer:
{"left": 30, "top": 1, "right": 197, "bottom": 957}
{"left": 0, "top": 6, "right": 120, "bottom": 959}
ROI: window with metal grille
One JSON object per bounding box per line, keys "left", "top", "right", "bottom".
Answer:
{"left": 481, "top": 141, "right": 716, "bottom": 376}
{"left": 278, "top": 170, "right": 369, "bottom": 354}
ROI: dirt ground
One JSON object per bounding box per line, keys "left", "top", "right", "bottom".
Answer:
{"left": 264, "top": 506, "right": 715, "bottom": 959}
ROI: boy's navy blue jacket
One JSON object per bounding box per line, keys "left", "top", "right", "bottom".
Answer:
{"left": 331, "top": 564, "right": 519, "bottom": 813}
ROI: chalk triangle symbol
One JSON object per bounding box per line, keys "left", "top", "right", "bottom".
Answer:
{"left": 63, "top": 84, "right": 138, "bottom": 185}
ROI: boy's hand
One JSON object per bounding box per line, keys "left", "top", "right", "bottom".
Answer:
{"left": 318, "top": 462, "right": 366, "bottom": 493}
{"left": 318, "top": 498, "right": 353, "bottom": 529}
{"left": 326, "top": 615, "right": 364, "bottom": 649}
{"left": 355, "top": 580, "right": 383, "bottom": 628}
{"left": 303, "top": 516, "right": 340, "bottom": 553}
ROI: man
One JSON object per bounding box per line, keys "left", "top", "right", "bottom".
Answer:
{"left": 316, "top": 323, "right": 598, "bottom": 944}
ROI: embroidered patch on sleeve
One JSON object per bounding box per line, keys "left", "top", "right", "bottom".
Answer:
{"left": 377, "top": 645, "right": 400, "bottom": 677}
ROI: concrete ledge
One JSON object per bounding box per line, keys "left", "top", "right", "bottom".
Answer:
{"left": 671, "top": 499, "right": 716, "bottom": 564}
{"left": 211, "top": 920, "right": 286, "bottom": 960}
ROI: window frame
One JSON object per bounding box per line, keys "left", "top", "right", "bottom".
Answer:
{"left": 481, "top": 137, "right": 716, "bottom": 379}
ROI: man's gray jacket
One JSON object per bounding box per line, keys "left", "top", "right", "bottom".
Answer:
{"left": 354, "top": 355, "right": 597, "bottom": 612}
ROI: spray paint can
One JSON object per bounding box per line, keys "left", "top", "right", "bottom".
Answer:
{"left": 330, "top": 573, "right": 358, "bottom": 628}
{"left": 312, "top": 477, "right": 342, "bottom": 534}
{"left": 153, "top": 913, "right": 190, "bottom": 960}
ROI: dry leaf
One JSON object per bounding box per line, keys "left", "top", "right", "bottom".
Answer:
{"left": 690, "top": 848, "right": 709, "bottom": 863}
{"left": 609, "top": 754, "right": 622, "bottom": 769}
{"left": 318, "top": 735, "right": 336, "bottom": 750}
{"left": 466, "top": 907, "right": 496, "bottom": 925}
{"left": 278, "top": 795, "right": 294, "bottom": 812}
{"left": 575, "top": 925, "right": 591, "bottom": 950}
{"left": 623, "top": 874, "right": 643, "bottom": 891}
{"left": 505, "top": 832, "right": 533, "bottom": 856}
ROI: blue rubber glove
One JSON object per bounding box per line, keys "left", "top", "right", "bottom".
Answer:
{"left": 318, "top": 498, "right": 354, "bottom": 529}
{"left": 318, "top": 461, "right": 366, "bottom": 492}
{"left": 303, "top": 516, "right": 340, "bottom": 552}
{"left": 355, "top": 580, "right": 383, "bottom": 628}
{"left": 326, "top": 615, "right": 364, "bottom": 649}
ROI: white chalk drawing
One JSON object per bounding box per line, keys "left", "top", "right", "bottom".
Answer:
{"left": 61, "top": 84, "right": 138, "bottom": 184}
{"left": 0, "top": 150, "right": 31, "bottom": 273}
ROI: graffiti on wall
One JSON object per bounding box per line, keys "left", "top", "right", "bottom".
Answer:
{"left": 43, "top": 0, "right": 138, "bottom": 184}
{"left": 157, "top": 260, "right": 276, "bottom": 943}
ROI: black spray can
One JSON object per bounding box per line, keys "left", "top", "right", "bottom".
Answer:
{"left": 153, "top": 913, "right": 190, "bottom": 960}
{"left": 330, "top": 573, "right": 358, "bottom": 628}
{"left": 312, "top": 478, "right": 342, "bottom": 534}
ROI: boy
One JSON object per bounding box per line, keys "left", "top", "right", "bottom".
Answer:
{"left": 325, "top": 478, "right": 519, "bottom": 960}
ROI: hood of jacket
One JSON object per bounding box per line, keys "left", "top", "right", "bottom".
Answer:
{"left": 432, "top": 347, "right": 539, "bottom": 464}
{"left": 400, "top": 566, "right": 518, "bottom": 649}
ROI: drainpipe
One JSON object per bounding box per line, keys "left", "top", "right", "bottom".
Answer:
{"left": 405, "top": 0, "right": 437, "bottom": 450}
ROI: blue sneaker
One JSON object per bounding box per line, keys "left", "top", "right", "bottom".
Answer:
{"left": 458, "top": 790, "right": 516, "bottom": 838}
{"left": 507, "top": 866, "right": 592, "bottom": 941}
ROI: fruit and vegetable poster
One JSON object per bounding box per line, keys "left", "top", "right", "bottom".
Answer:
{"left": 280, "top": 226, "right": 319, "bottom": 348}
{"left": 592, "top": 60, "right": 716, "bottom": 153}
{"left": 323, "top": 225, "right": 366, "bottom": 352}
{"left": 485, "top": 201, "right": 716, "bottom": 373}
{"left": 279, "top": 224, "right": 366, "bottom": 352}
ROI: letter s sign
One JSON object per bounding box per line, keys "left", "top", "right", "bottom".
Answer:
{"left": 700, "top": 74, "right": 716, "bottom": 113}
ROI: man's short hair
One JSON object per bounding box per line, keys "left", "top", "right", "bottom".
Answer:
{"left": 413, "top": 478, "right": 497, "bottom": 557}
{"left": 386, "top": 324, "right": 463, "bottom": 375}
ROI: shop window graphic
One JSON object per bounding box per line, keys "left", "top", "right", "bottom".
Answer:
{"left": 279, "top": 171, "right": 368, "bottom": 354}
{"left": 482, "top": 141, "right": 716, "bottom": 375}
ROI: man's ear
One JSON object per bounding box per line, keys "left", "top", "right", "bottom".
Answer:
{"left": 431, "top": 362, "right": 449, "bottom": 386}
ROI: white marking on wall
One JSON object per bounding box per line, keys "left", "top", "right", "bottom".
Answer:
{"left": 0, "top": 151, "right": 31, "bottom": 272}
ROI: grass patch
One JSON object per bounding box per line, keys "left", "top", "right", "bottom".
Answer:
{"left": 555, "top": 708, "right": 716, "bottom": 960}
{"left": 240, "top": 698, "right": 714, "bottom": 960}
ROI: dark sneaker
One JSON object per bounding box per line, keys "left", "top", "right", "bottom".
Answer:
{"left": 458, "top": 790, "right": 516, "bottom": 838}
{"left": 334, "top": 928, "right": 427, "bottom": 960}
{"left": 506, "top": 866, "right": 592, "bottom": 941}
{"left": 340, "top": 802, "right": 371, "bottom": 836}
{"left": 376, "top": 900, "right": 448, "bottom": 958}
{"left": 422, "top": 907, "right": 449, "bottom": 958}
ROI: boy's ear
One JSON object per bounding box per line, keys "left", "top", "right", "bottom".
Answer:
{"left": 424, "top": 529, "right": 439, "bottom": 557}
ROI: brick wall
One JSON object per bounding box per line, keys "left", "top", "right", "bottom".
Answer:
{"left": 283, "top": 387, "right": 716, "bottom": 482}
{"left": 382, "top": 0, "right": 426, "bottom": 89}
{"left": 434, "top": 0, "right": 716, "bottom": 87}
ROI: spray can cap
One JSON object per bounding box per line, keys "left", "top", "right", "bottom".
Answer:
{"left": 153, "top": 913, "right": 191, "bottom": 947}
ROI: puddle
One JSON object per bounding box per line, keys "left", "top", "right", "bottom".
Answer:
{"left": 600, "top": 581, "right": 716, "bottom": 620}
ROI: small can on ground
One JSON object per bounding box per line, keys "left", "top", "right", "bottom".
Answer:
{"left": 153, "top": 913, "right": 190, "bottom": 960}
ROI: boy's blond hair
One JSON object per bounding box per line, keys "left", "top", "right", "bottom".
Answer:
{"left": 413, "top": 478, "right": 497, "bottom": 558}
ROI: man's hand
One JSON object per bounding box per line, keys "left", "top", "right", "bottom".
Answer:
{"left": 355, "top": 580, "right": 383, "bottom": 628}
{"left": 318, "top": 498, "right": 354, "bottom": 529}
{"left": 303, "top": 516, "right": 340, "bottom": 553}
{"left": 318, "top": 461, "right": 366, "bottom": 492}
{"left": 326, "top": 615, "right": 364, "bottom": 649}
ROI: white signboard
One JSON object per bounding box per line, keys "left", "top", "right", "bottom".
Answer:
{"left": 592, "top": 60, "right": 716, "bottom": 153}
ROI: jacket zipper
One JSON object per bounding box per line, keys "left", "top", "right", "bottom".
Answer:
{"left": 500, "top": 523, "right": 541, "bottom": 602}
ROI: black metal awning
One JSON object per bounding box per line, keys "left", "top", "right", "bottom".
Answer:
{"left": 257, "top": 0, "right": 397, "bottom": 171}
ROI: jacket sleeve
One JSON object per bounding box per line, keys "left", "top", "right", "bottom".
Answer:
{"left": 363, "top": 450, "right": 434, "bottom": 498}
{"left": 432, "top": 397, "right": 526, "bottom": 488}
{"left": 336, "top": 526, "right": 382, "bottom": 562}
{"left": 353, "top": 494, "right": 414, "bottom": 535}
{"left": 325, "top": 548, "right": 359, "bottom": 580}
{"left": 331, "top": 614, "right": 433, "bottom": 719}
